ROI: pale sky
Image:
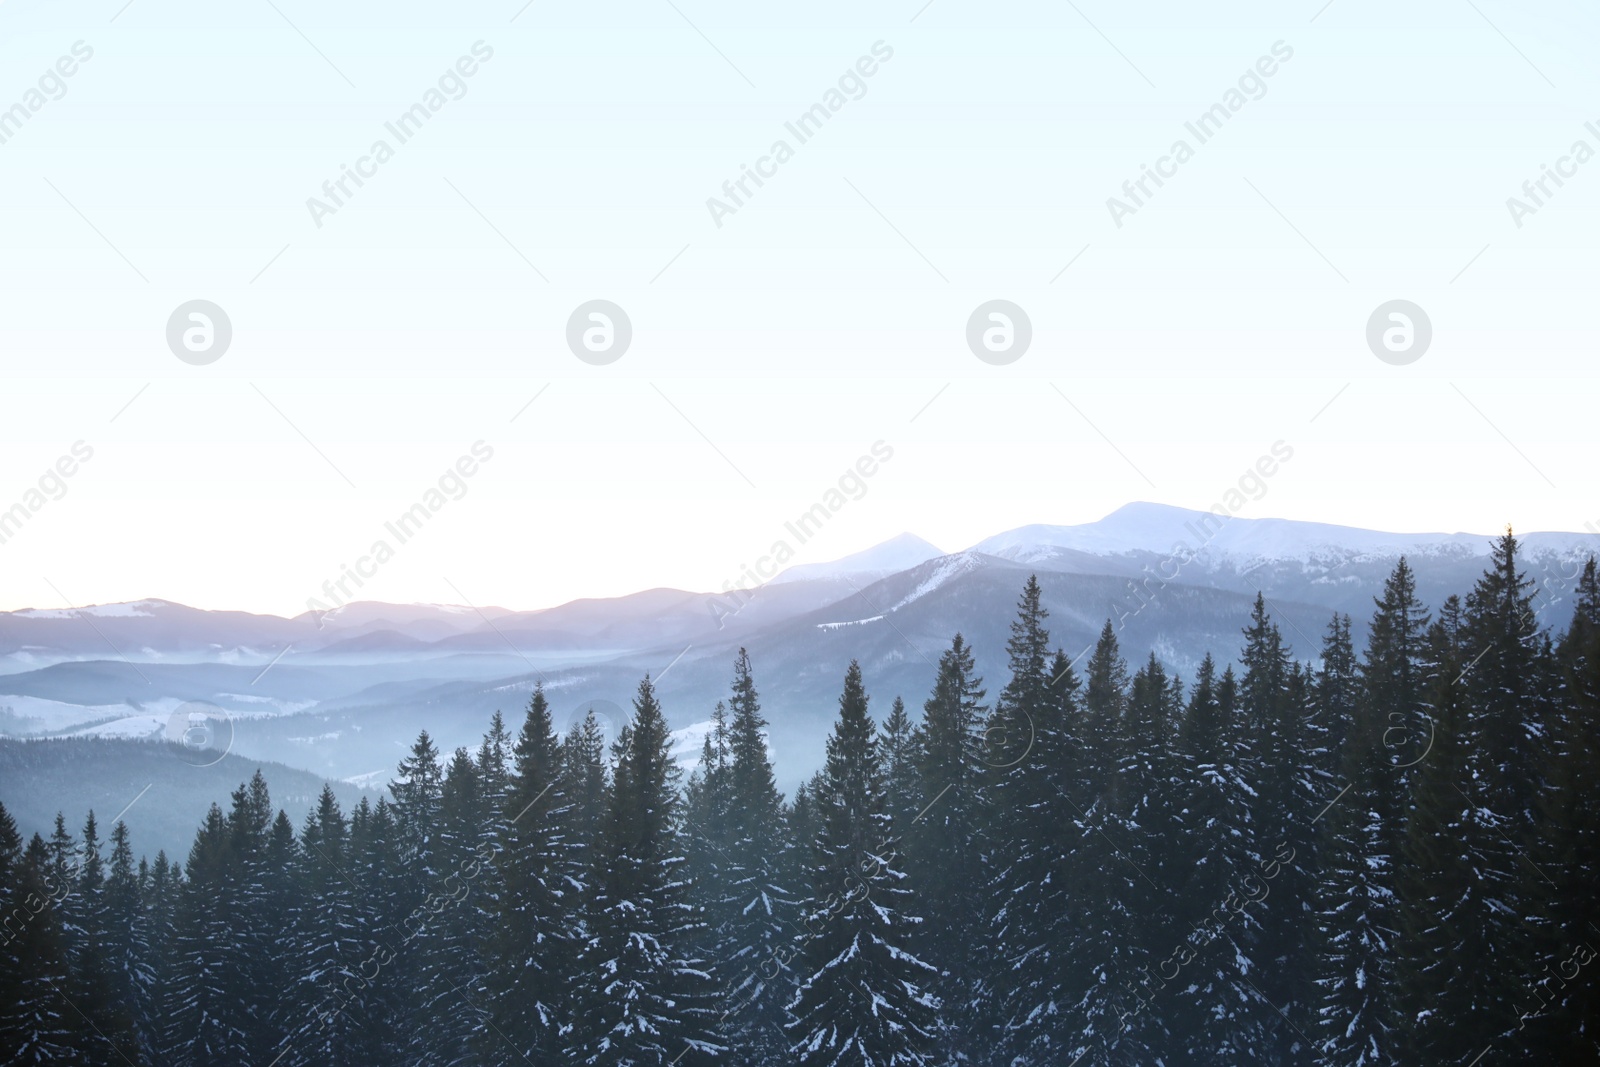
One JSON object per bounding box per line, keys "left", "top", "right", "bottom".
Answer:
{"left": 1, "top": 0, "right": 1597, "bottom": 616}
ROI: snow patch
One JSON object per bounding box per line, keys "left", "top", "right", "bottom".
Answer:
{"left": 885, "top": 552, "right": 981, "bottom": 613}
{"left": 817, "top": 615, "right": 885, "bottom": 630}
{"left": 13, "top": 600, "right": 159, "bottom": 619}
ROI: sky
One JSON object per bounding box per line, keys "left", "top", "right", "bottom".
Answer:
{"left": 1, "top": 0, "right": 1598, "bottom": 617}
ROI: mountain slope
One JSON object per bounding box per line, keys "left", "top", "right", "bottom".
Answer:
{"left": 0, "top": 736, "right": 375, "bottom": 862}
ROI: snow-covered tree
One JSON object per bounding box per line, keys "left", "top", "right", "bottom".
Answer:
{"left": 484, "top": 683, "right": 579, "bottom": 1062}
{"left": 572, "top": 675, "right": 723, "bottom": 1065}
{"left": 1314, "top": 561, "right": 1427, "bottom": 1064}
{"left": 786, "top": 660, "right": 940, "bottom": 1067}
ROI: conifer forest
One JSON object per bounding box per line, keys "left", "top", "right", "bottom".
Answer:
{"left": 3, "top": 532, "right": 1597, "bottom": 1066}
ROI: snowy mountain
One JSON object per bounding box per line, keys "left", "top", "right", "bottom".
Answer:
{"left": 972, "top": 501, "right": 1598, "bottom": 568}
{"left": 769, "top": 531, "right": 945, "bottom": 585}
{"left": 4, "top": 503, "right": 1599, "bottom": 794}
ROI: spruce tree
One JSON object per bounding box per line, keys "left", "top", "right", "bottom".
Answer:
{"left": 711, "top": 651, "right": 795, "bottom": 1067}
{"left": 0, "top": 800, "right": 25, "bottom": 1060}
{"left": 1084, "top": 619, "right": 1131, "bottom": 733}
{"left": 142, "top": 850, "right": 183, "bottom": 1065}
{"left": 1525, "top": 556, "right": 1600, "bottom": 1058}
{"left": 71, "top": 809, "right": 136, "bottom": 1063}
{"left": 0, "top": 833, "right": 77, "bottom": 1063}
{"left": 1315, "top": 613, "right": 1359, "bottom": 763}
{"left": 1394, "top": 596, "right": 1482, "bottom": 1063}
{"left": 101, "top": 820, "right": 154, "bottom": 1065}
{"left": 1454, "top": 531, "right": 1550, "bottom": 1049}
{"left": 170, "top": 803, "right": 252, "bottom": 1066}
{"left": 683, "top": 701, "right": 733, "bottom": 962}
{"left": 1313, "top": 561, "right": 1427, "bottom": 1064}
{"left": 1463, "top": 529, "right": 1545, "bottom": 818}
{"left": 1169, "top": 653, "right": 1266, "bottom": 1064}
{"left": 573, "top": 675, "right": 722, "bottom": 1065}
{"left": 259, "top": 810, "right": 299, "bottom": 1063}
{"left": 404, "top": 749, "right": 489, "bottom": 1065}
{"left": 44, "top": 813, "right": 80, "bottom": 951}
{"left": 477, "top": 708, "right": 514, "bottom": 806}
{"left": 786, "top": 661, "right": 939, "bottom": 1067}
{"left": 1062, "top": 619, "right": 1146, "bottom": 1063}
{"left": 1101, "top": 653, "right": 1184, "bottom": 1061}
{"left": 880, "top": 696, "right": 921, "bottom": 830}
{"left": 283, "top": 786, "right": 362, "bottom": 1065}
{"left": 392, "top": 729, "right": 446, "bottom": 886}
{"left": 486, "top": 684, "right": 578, "bottom": 1062}
{"left": 223, "top": 772, "right": 279, "bottom": 1064}
{"left": 560, "top": 706, "right": 611, "bottom": 863}
{"left": 907, "top": 634, "right": 989, "bottom": 1064}
{"left": 344, "top": 795, "right": 407, "bottom": 1067}
{"left": 1231, "top": 595, "right": 1323, "bottom": 1059}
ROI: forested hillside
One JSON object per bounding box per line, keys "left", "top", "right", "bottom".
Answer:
{"left": 2, "top": 531, "right": 1595, "bottom": 1065}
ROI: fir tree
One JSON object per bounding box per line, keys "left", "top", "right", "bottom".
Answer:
{"left": 1462, "top": 529, "right": 1545, "bottom": 818}
{"left": 683, "top": 701, "right": 733, "bottom": 950}
{"left": 560, "top": 706, "right": 611, "bottom": 869}
{"left": 142, "top": 850, "right": 183, "bottom": 1065}
{"left": 1235, "top": 595, "right": 1317, "bottom": 1059}
{"left": 710, "top": 651, "right": 796, "bottom": 1067}
{"left": 1394, "top": 597, "right": 1483, "bottom": 1063}
{"left": 786, "top": 661, "right": 940, "bottom": 1067}
{"left": 1523, "top": 557, "right": 1600, "bottom": 1058}
{"left": 222, "top": 772, "right": 280, "bottom": 1064}
{"left": 283, "top": 786, "right": 362, "bottom": 1065}
{"left": 71, "top": 809, "right": 138, "bottom": 1063}
{"left": 0, "top": 833, "right": 77, "bottom": 1064}
{"left": 573, "top": 675, "right": 722, "bottom": 1065}
{"left": 170, "top": 803, "right": 252, "bottom": 1066}
{"left": 430, "top": 749, "right": 495, "bottom": 1041}
{"left": 1169, "top": 653, "right": 1266, "bottom": 1064}
{"left": 344, "top": 795, "right": 407, "bottom": 1067}
{"left": 392, "top": 729, "right": 446, "bottom": 882}
{"left": 1101, "top": 653, "right": 1184, "bottom": 1061}
{"left": 1084, "top": 619, "right": 1131, "bottom": 732}
{"left": 1315, "top": 612, "right": 1359, "bottom": 762}
{"left": 98, "top": 820, "right": 153, "bottom": 1065}
{"left": 477, "top": 708, "right": 514, "bottom": 805}
{"left": 0, "top": 800, "right": 26, "bottom": 1060}
{"left": 1313, "top": 561, "right": 1427, "bottom": 1064}
{"left": 258, "top": 810, "right": 299, "bottom": 1063}
{"left": 486, "top": 684, "right": 578, "bottom": 1063}
{"left": 906, "top": 634, "right": 989, "bottom": 1064}
{"left": 880, "top": 696, "right": 921, "bottom": 831}
{"left": 1454, "top": 531, "right": 1551, "bottom": 1048}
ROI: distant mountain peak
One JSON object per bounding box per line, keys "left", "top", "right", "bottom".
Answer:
{"left": 971, "top": 504, "right": 1598, "bottom": 566}
{"left": 10, "top": 599, "right": 164, "bottom": 619}
{"left": 769, "top": 532, "right": 945, "bottom": 585}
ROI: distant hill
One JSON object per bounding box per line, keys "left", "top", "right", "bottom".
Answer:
{"left": 0, "top": 736, "right": 378, "bottom": 864}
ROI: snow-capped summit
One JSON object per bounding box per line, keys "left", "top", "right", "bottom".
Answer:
{"left": 11, "top": 599, "right": 165, "bottom": 619}
{"left": 971, "top": 501, "right": 1599, "bottom": 567}
{"left": 770, "top": 532, "right": 945, "bottom": 585}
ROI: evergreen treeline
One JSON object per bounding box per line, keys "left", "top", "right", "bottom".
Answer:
{"left": 2, "top": 531, "right": 1596, "bottom": 1065}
